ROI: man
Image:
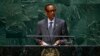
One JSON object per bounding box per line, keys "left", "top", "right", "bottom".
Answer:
{"left": 36, "top": 4, "right": 68, "bottom": 46}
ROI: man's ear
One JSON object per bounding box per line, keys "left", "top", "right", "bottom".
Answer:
{"left": 44, "top": 11, "right": 47, "bottom": 16}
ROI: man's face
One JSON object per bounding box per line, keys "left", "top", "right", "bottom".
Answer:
{"left": 45, "top": 5, "right": 56, "bottom": 20}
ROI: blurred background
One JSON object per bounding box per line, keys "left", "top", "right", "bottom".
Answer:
{"left": 0, "top": 0, "right": 100, "bottom": 56}
{"left": 0, "top": 0, "right": 100, "bottom": 45}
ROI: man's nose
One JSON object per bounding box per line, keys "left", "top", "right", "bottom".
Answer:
{"left": 51, "top": 11, "right": 55, "bottom": 14}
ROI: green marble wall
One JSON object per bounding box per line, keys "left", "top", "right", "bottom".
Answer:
{"left": 0, "top": 0, "right": 100, "bottom": 45}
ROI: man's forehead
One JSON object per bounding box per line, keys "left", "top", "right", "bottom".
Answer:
{"left": 47, "top": 5, "right": 55, "bottom": 9}
{"left": 48, "top": 5, "right": 54, "bottom": 7}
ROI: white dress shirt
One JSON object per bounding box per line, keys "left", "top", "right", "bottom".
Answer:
{"left": 48, "top": 18, "right": 55, "bottom": 29}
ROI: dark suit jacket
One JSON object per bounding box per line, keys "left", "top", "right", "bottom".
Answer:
{"left": 36, "top": 17, "right": 68, "bottom": 45}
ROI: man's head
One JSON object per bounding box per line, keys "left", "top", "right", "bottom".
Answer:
{"left": 45, "top": 4, "right": 56, "bottom": 20}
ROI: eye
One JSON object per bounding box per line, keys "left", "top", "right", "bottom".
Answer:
{"left": 46, "top": 9, "right": 56, "bottom": 12}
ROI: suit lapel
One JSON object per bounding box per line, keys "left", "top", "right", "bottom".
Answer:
{"left": 53, "top": 18, "right": 59, "bottom": 35}
{"left": 44, "top": 19, "right": 49, "bottom": 35}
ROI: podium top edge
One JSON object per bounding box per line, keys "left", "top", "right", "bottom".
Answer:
{"left": 26, "top": 35, "right": 75, "bottom": 38}
{"left": 0, "top": 45, "right": 100, "bottom": 47}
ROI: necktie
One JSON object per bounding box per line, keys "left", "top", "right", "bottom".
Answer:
{"left": 49, "top": 22, "right": 53, "bottom": 36}
{"left": 48, "top": 22, "right": 54, "bottom": 44}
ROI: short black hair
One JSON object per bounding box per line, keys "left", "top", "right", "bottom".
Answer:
{"left": 45, "top": 3, "right": 56, "bottom": 11}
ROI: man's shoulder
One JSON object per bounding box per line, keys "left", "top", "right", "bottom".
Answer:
{"left": 56, "top": 18, "right": 65, "bottom": 23}
{"left": 37, "top": 19, "right": 45, "bottom": 25}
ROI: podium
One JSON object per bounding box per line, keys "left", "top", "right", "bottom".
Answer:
{"left": 2, "top": 35, "right": 100, "bottom": 56}
{"left": 0, "top": 45, "right": 100, "bottom": 56}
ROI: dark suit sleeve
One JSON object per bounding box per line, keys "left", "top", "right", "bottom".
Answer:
{"left": 36, "top": 23, "right": 41, "bottom": 35}
{"left": 35, "top": 23, "right": 42, "bottom": 44}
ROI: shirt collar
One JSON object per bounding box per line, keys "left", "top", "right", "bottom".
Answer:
{"left": 48, "top": 17, "right": 55, "bottom": 23}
